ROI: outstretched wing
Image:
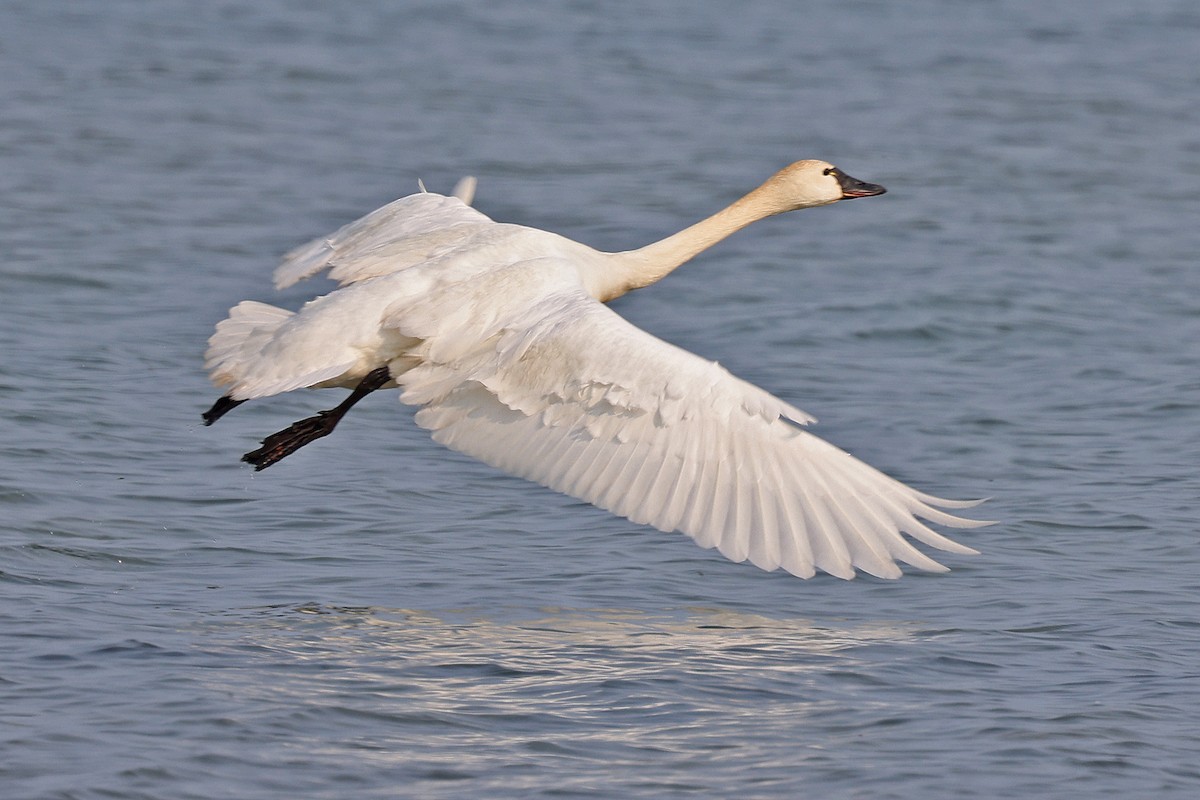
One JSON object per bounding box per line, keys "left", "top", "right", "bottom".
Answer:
{"left": 273, "top": 192, "right": 495, "bottom": 290}
{"left": 395, "top": 285, "right": 986, "bottom": 580}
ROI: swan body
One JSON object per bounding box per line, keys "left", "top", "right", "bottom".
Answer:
{"left": 205, "top": 161, "right": 987, "bottom": 579}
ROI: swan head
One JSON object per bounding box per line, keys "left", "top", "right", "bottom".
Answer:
{"left": 762, "top": 160, "right": 886, "bottom": 213}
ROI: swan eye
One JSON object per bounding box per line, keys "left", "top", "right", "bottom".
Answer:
{"left": 823, "top": 167, "right": 835, "bottom": 176}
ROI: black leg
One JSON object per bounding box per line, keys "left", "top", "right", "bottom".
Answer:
{"left": 203, "top": 395, "right": 246, "bottom": 426}
{"left": 241, "top": 366, "right": 391, "bottom": 471}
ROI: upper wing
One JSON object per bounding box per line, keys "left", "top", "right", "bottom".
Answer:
{"left": 273, "top": 192, "right": 496, "bottom": 290}
{"left": 395, "top": 287, "right": 986, "bottom": 580}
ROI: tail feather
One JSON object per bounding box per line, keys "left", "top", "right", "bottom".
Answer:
{"left": 206, "top": 301, "right": 293, "bottom": 382}
{"left": 206, "top": 301, "right": 354, "bottom": 400}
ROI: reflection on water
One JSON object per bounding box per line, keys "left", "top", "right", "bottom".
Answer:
{"left": 223, "top": 601, "right": 918, "bottom": 650}
{"left": 190, "top": 604, "right": 923, "bottom": 791}
{"left": 204, "top": 603, "right": 919, "bottom": 691}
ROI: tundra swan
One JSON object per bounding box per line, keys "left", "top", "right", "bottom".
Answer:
{"left": 204, "top": 161, "right": 987, "bottom": 579}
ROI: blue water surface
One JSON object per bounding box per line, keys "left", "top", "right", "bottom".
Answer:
{"left": 1, "top": 1, "right": 1198, "bottom": 798}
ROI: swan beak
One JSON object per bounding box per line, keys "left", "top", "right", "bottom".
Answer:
{"left": 833, "top": 169, "right": 886, "bottom": 199}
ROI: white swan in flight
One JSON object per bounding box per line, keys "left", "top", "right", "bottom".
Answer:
{"left": 204, "top": 161, "right": 987, "bottom": 579}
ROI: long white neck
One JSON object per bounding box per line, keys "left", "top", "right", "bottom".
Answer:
{"left": 594, "top": 172, "right": 832, "bottom": 302}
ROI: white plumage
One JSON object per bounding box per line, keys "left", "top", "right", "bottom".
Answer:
{"left": 205, "top": 161, "right": 988, "bottom": 579}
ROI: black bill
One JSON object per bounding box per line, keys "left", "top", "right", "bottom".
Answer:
{"left": 829, "top": 167, "right": 886, "bottom": 199}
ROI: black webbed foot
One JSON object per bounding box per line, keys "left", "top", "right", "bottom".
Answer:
{"left": 242, "top": 410, "right": 340, "bottom": 470}
{"left": 238, "top": 366, "right": 392, "bottom": 470}
{"left": 203, "top": 395, "right": 246, "bottom": 426}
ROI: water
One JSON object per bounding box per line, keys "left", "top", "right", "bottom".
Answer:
{"left": 2, "top": 0, "right": 1198, "bottom": 797}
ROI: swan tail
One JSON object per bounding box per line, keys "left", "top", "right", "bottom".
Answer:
{"left": 205, "top": 301, "right": 294, "bottom": 391}
{"left": 204, "top": 300, "right": 356, "bottom": 400}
